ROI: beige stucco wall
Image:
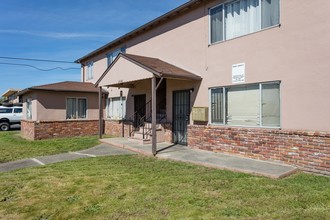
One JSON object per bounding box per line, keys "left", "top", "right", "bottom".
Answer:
{"left": 22, "top": 91, "right": 100, "bottom": 121}
{"left": 22, "top": 92, "right": 38, "bottom": 121}
{"left": 82, "top": 0, "right": 330, "bottom": 132}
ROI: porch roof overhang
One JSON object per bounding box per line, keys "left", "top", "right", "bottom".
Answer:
{"left": 95, "top": 53, "right": 202, "bottom": 88}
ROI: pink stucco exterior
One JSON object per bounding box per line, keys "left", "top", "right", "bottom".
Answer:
{"left": 81, "top": 0, "right": 330, "bottom": 132}
{"left": 22, "top": 91, "right": 100, "bottom": 121}
{"left": 76, "top": 0, "right": 330, "bottom": 173}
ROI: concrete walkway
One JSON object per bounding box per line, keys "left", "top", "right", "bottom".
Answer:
{"left": 0, "top": 144, "right": 135, "bottom": 172}
{"left": 1, "top": 139, "right": 298, "bottom": 178}
{"left": 101, "top": 137, "right": 298, "bottom": 179}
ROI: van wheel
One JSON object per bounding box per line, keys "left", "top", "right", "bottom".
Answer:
{"left": 0, "top": 122, "right": 10, "bottom": 131}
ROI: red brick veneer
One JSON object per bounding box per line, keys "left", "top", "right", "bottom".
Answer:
{"left": 104, "top": 120, "right": 133, "bottom": 137}
{"left": 104, "top": 120, "right": 173, "bottom": 142}
{"left": 188, "top": 125, "right": 330, "bottom": 175}
{"left": 21, "top": 120, "right": 99, "bottom": 140}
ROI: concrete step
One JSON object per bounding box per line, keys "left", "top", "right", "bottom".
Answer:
{"left": 138, "top": 127, "right": 162, "bottom": 133}
{"left": 133, "top": 132, "right": 150, "bottom": 140}
{"left": 142, "top": 123, "right": 162, "bottom": 130}
{"left": 128, "top": 137, "right": 151, "bottom": 145}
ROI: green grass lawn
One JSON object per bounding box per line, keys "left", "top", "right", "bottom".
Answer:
{"left": 0, "top": 131, "right": 100, "bottom": 163}
{"left": 0, "top": 155, "right": 329, "bottom": 219}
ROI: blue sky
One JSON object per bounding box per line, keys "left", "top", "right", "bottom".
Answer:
{"left": 0, "top": 0, "right": 187, "bottom": 95}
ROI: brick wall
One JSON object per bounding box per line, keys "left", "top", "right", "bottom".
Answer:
{"left": 163, "top": 123, "right": 173, "bottom": 143}
{"left": 104, "top": 120, "right": 173, "bottom": 142}
{"left": 21, "top": 120, "right": 36, "bottom": 140}
{"left": 104, "top": 120, "right": 133, "bottom": 137}
{"left": 188, "top": 125, "right": 330, "bottom": 175}
{"left": 21, "top": 120, "right": 99, "bottom": 140}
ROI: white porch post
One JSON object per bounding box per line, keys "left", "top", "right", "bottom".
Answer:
{"left": 151, "top": 76, "right": 157, "bottom": 156}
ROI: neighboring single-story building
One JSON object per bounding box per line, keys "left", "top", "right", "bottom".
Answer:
{"left": 74, "top": 0, "right": 330, "bottom": 175}
{"left": 18, "top": 81, "right": 107, "bottom": 140}
{"left": 1, "top": 89, "right": 21, "bottom": 104}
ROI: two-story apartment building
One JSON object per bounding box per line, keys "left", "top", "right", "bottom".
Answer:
{"left": 76, "top": 0, "right": 330, "bottom": 175}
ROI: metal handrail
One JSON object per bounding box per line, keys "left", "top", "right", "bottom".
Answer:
{"left": 128, "top": 98, "right": 167, "bottom": 139}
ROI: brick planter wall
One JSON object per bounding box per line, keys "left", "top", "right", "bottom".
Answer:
{"left": 188, "top": 125, "right": 330, "bottom": 175}
{"left": 105, "top": 120, "right": 173, "bottom": 142}
{"left": 104, "top": 120, "right": 133, "bottom": 137}
{"left": 21, "top": 120, "right": 99, "bottom": 140}
{"left": 21, "top": 120, "right": 36, "bottom": 140}
{"left": 163, "top": 123, "right": 173, "bottom": 143}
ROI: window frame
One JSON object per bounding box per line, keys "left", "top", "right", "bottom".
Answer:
{"left": 208, "top": 81, "right": 281, "bottom": 128}
{"left": 86, "top": 62, "right": 94, "bottom": 80}
{"left": 66, "top": 97, "right": 88, "bottom": 120}
{"left": 26, "top": 98, "right": 32, "bottom": 120}
{"left": 106, "top": 46, "right": 126, "bottom": 67}
{"left": 209, "top": 0, "right": 281, "bottom": 45}
{"left": 106, "top": 96, "right": 126, "bottom": 120}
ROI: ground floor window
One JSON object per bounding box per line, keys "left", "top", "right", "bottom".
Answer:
{"left": 26, "top": 98, "right": 32, "bottom": 120}
{"left": 66, "top": 98, "right": 87, "bottom": 119}
{"left": 107, "top": 97, "right": 126, "bottom": 120}
{"left": 210, "top": 82, "right": 280, "bottom": 127}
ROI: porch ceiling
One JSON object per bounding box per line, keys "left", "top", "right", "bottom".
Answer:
{"left": 96, "top": 53, "right": 202, "bottom": 88}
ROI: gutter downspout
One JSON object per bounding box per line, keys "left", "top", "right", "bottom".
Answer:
{"left": 99, "top": 87, "right": 103, "bottom": 139}
{"left": 82, "top": 64, "right": 86, "bottom": 82}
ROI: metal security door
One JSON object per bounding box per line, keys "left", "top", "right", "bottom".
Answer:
{"left": 134, "top": 94, "right": 146, "bottom": 127}
{"left": 173, "top": 90, "right": 190, "bottom": 145}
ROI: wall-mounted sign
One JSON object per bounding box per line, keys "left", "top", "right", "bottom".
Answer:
{"left": 232, "top": 63, "right": 245, "bottom": 83}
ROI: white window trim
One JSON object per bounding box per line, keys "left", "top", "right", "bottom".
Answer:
{"left": 208, "top": 0, "right": 281, "bottom": 45}
{"left": 87, "top": 62, "right": 94, "bottom": 80}
{"left": 106, "top": 96, "right": 126, "bottom": 120}
{"left": 208, "top": 81, "right": 281, "bottom": 128}
{"left": 106, "top": 46, "right": 126, "bottom": 67}
{"left": 26, "top": 97, "right": 32, "bottom": 120}
{"left": 66, "top": 97, "right": 88, "bottom": 120}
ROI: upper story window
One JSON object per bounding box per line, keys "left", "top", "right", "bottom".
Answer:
{"left": 210, "top": 0, "right": 280, "bottom": 44}
{"left": 107, "top": 47, "right": 126, "bottom": 67}
{"left": 87, "top": 62, "right": 93, "bottom": 80}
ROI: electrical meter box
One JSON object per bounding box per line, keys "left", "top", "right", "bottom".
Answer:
{"left": 192, "top": 107, "right": 208, "bottom": 122}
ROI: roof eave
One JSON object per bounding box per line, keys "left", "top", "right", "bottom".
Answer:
{"left": 17, "top": 88, "right": 108, "bottom": 96}
{"left": 75, "top": 0, "right": 206, "bottom": 63}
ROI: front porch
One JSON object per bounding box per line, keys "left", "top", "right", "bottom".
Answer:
{"left": 97, "top": 53, "right": 202, "bottom": 154}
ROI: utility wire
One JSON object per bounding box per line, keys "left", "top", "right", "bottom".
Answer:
{"left": 0, "top": 56, "right": 76, "bottom": 64}
{"left": 0, "top": 62, "right": 80, "bottom": 71}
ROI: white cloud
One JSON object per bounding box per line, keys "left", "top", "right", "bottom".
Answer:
{"left": 0, "top": 29, "right": 114, "bottom": 39}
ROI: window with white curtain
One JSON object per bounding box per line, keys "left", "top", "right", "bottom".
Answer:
{"left": 66, "top": 98, "right": 87, "bottom": 119}
{"left": 210, "top": 0, "right": 280, "bottom": 43}
{"left": 87, "top": 62, "right": 93, "bottom": 80}
{"left": 210, "top": 82, "right": 280, "bottom": 127}
{"left": 26, "top": 98, "right": 32, "bottom": 120}
{"left": 107, "top": 97, "right": 126, "bottom": 120}
{"left": 107, "top": 47, "right": 126, "bottom": 67}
